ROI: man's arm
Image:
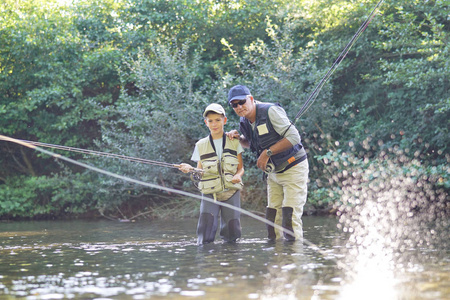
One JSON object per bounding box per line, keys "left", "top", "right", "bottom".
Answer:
{"left": 269, "top": 106, "right": 300, "bottom": 145}
{"left": 256, "top": 106, "right": 299, "bottom": 171}
{"left": 256, "top": 137, "right": 293, "bottom": 171}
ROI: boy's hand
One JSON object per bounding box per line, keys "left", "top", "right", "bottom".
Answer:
{"left": 176, "top": 163, "right": 194, "bottom": 173}
{"left": 231, "top": 174, "right": 242, "bottom": 184}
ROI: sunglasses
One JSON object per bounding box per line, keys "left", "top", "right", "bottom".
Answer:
{"left": 230, "top": 99, "right": 247, "bottom": 108}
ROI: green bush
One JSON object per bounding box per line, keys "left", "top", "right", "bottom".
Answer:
{"left": 0, "top": 0, "right": 448, "bottom": 219}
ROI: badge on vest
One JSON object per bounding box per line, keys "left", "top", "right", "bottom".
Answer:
{"left": 257, "top": 123, "right": 269, "bottom": 135}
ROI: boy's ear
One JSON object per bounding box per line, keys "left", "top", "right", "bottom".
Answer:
{"left": 223, "top": 116, "right": 227, "bottom": 124}
{"left": 204, "top": 119, "right": 208, "bottom": 126}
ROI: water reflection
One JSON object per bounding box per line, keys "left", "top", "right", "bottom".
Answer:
{"left": 0, "top": 215, "right": 448, "bottom": 299}
{"left": 330, "top": 149, "right": 449, "bottom": 300}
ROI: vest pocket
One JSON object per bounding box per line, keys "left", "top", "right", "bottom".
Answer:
{"left": 222, "top": 155, "right": 239, "bottom": 174}
{"left": 202, "top": 159, "right": 219, "bottom": 175}
{"left": 199, "top": 177, "right": 223, "bottom": 194}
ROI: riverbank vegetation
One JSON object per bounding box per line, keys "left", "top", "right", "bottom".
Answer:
{"left": 1, "top": 0, "right": 448, "bottom": 220}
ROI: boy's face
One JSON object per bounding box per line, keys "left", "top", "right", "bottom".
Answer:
{"left": 204, "top": 112, "right": 227, "bottom": 136}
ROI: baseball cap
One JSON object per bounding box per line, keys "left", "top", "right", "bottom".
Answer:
{"left": 203, "top": 103, "right": 226, "bottom": 117}
{"left": 228, "top": 85, "right": 251, "bottom": 103}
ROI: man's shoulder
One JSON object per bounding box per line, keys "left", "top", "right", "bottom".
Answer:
{"left": 257, "top": 102, "right": 283, "bottom": 115}
{"left": 256, "top": 101, "right": 281, "bottom": 107}
{"left": 268, "top": 104, "right": 287, "bottom": 116}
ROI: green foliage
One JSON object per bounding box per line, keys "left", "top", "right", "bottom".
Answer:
{"left": 0, "top": 0, "right": 448, "bottom": 219}
{"left": 306, "top": 187, "right": 340, "bottom": 211}
{"left": 0, "top": 0, "right": 122, "bottom": 181}
{"left": 369, "top": 0, "right": 450, "bottom": 158}
{"left": 0, "top": 173, "right": 96, "bottom": 219}
{"left": 313, "top": 0, "right": 449, "bottom": 163}
{"left": 123, "top": 0, "right": 289, "bottom": 80}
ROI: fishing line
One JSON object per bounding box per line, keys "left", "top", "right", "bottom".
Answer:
{"left": 292, "top": 0, "right": 385, "bottom": 122}
{"left": 0, "top": 134, "right": 355, "bottom": 276}
{"left": 4, "top": 137, "right": 201, "bottom": 172}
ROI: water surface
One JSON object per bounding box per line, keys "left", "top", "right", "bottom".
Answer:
{"left": 0, "top": 216, "right": 448, "bottom": 299}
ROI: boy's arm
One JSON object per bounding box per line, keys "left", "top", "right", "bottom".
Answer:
{"left": 177, "top": 162, "right": 203, "bottom": 173}
{"left": 231, "top": 153, "right": 244, "bottom": 183}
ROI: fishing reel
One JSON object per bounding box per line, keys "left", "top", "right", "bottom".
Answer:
{"left": 189, "top": 170, "right": 203, "bottom": 188}
{"left": 264, "top": 162, "right": 275, "bottom": 174}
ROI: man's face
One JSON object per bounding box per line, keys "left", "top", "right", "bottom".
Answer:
{"left": 230, "top": 96, "right": 255, "bottom": 119}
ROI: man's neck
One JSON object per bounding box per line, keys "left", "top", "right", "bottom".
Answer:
{"left": 247, "top": 103, "right": 257, "bottom": 123}
{"left": 248, "top": 111, "right": 256, "bottom": 123}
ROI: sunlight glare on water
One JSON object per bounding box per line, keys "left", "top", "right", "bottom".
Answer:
{"left": 327, "top": 145, "right": 449, "bottom": 300}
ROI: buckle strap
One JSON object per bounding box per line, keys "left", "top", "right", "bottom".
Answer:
{"left": 275, "top": 153, "right": 307, "bottom": 173}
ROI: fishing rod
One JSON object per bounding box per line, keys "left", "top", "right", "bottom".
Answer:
{"left": 0, "top": 136, "right": 203, "bottom": 175}
{"left": 291, "top": 0, "right": 385, "bottom": 122}
{"left": 0, "top": 134, "right": 357, "bottom": 276}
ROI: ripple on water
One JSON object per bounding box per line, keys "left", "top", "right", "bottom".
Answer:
{"left": 0, "top": 216, "right": 447, "bottom": 300}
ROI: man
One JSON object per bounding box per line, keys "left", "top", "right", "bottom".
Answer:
{"left": 227, "top": 85, "right": 308, "bottom": 241}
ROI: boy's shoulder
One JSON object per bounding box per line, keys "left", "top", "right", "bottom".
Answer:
{"left": 196, "top": 135, "right": 239, "bottom": 146}
{"left": 196, "top": 136, "right": 210, "bottom": 145}
{"left": 226, "top": 135, "right": 241, "bottom": 147}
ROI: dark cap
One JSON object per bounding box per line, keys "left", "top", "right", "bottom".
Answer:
{"left": 228, "top": 85, "right": 251, "bottom": 103}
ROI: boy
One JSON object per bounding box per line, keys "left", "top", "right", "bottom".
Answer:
{"left": 178, "top": 103, "right": 244, "bottom": 244}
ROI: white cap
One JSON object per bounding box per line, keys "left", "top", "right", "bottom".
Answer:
{"left": 203, "top": 103, "right": 226, "bottom": 117}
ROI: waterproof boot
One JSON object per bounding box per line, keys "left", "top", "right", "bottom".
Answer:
{"left": 197, "top": 213, "right": 215, "bottom": 244}
{"left": 221, "top": 219, "right": 241, "bottom": 243}
{"left": 282, "top": 207, "right": 295, "bottom": 241}
{"left": 265, "top": 207, "right": 277, "bottom": 241}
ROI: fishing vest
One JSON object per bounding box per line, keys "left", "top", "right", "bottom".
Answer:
{"left": 197, "top": 134, "right": 243, "bottom": 198}
{"left": 239, "top": 103, "right": 307, "bottom": 173}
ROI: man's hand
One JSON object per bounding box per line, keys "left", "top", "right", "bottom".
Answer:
{"left": 256, "top": 150, "right": 270, "bottom": 171}
{"left": 225, "top": 130, "right": 240, "bottom": 140}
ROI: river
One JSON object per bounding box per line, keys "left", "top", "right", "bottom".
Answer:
{"left": 0, "top": 215, "right": 448, "bottom": 299}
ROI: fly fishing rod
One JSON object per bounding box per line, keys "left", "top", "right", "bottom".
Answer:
{"left": 291, "top": 0, "right": 385, "bottom": 122}
{"left": 0, "top": 136, "right": 203, "bottom": 175}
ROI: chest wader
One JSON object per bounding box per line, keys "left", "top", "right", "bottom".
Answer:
{"left": 266, "top": 207, "right": 295, "bottom": 241}
{"left": 266, "top": 207, "right": 277, "bottom": 242}
{"left": 197, "top": 210, "right": 216, "bottom": 244}
{"left": 196, "top": 134, "right": 242, "bottom": 244}
{"left": 281, "top": 207, "right": 295, "bottom": 241}
{"left": 220, "top": 219, "right": 240, "bottom": 243}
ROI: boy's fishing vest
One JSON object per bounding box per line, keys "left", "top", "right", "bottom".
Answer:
{"left": 239, "top": 103, "right": 307, "bottom": 173}
{"left": 197, "top": 134, "right": 243, "bottom": 198}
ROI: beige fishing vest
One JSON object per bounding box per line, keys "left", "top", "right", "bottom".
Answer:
{"left": 197, "top": 134, "right": 243, "bottom": 200}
